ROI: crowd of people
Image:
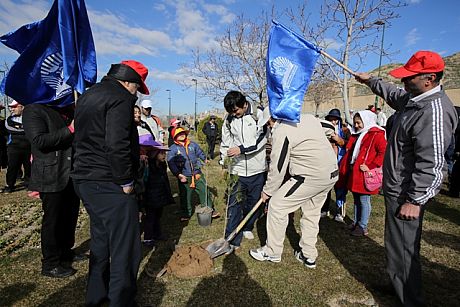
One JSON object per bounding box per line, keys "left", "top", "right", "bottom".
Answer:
{"left": 0, "top": 50, "right": 458, "bottom": 306}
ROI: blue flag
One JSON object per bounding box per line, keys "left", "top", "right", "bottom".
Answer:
{"left": 266, "top": 21, "right": 320, "bottom": 123}
{"left": 0, "top": 0, "right": 97, "bottom": 106}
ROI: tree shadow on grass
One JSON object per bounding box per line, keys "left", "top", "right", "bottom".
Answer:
{"left": 319, "top": 217, "right": 460, "bottom": 306}
{"left": 425, "top": 198, "right": 460, "bottom": 226}
{"left": 186, "top": 254, "right": 272, "bottom": 306}
{"left": 422, "top": 230, "right": 460, "bottom": 252}
{"left": 318, "top": 217, "right": 399, "bottom": 306}
{"left": 37, "top": 275, "right": 87, "bottom": 306}
{"left": 0, "top": 282, "right": 36, "bottom": 306}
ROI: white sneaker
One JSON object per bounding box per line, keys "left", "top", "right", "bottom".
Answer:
{"left": 249, "top": 247, "right": 281, "bottom": 263}
{"left": 243, "top": 231, "right": 254, "bottom": 240}
{"left": 320, "top": 211, "right": 329, "bottom": 218}
{"left": 334, "top": 214, "right": 344, "bottom": 223}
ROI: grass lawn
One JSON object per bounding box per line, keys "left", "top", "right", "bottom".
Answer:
{"left": 1, "top": 138, "right": 459, "bottom": 306}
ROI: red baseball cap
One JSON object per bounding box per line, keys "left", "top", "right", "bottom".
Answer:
{"left": 121, "top": 60, "right": 150, "bottom": 95}
{"left": 389, "top": 51, "right": 445, "bottom": 79}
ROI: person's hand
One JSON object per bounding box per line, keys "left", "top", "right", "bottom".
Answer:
{"left": 359, "top": 164, "right": 370, "bottom": 172}
{"left": 227, "top": 146, "right": 241, "bottom": 157}
{"left": 140, "top": 155, "right": 148, "bottom": 162}
{"left": 178, "top": 174, "right": 187, "bottom": 183}
{"left": 397, "top": 203, "right": 421, "bottom": 220}
{"left": 330, "top": 133, "right": 340, "bottom": 142}
{"left": 355, "top": 72, "right": 372, "bottom": 84}
{"left": 69, "top": 119, "right": 74, "bottom": 130}
{"left": 204, "top": 159, "right": 210, "bottom": 164}
{"left": 122, "top": 184, "right": 133, "bottom": 194}
{"left": 261, "top": 191, "right": 271, "bottom": 203}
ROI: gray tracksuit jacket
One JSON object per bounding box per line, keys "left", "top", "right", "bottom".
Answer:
{"left": 368, "top": 78, "right": 458, "bottom": 205}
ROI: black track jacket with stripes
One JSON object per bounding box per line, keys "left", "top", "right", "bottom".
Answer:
{"left": 368, "top": 78, "right": 458, "bottom": 205}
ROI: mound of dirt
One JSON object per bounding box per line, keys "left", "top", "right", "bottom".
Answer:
{"left": 165, "top": 245, "right": 213, "bottom": 278}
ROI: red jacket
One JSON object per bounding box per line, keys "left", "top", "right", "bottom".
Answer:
{"left": 336, "top": 127, "right": 386, "bottom": 194}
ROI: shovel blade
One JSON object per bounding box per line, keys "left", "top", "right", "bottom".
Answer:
{"left": 206, "top": 238, "right": 231, "bottom": 259}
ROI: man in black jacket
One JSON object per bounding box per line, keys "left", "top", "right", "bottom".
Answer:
{"left": 72, "top": 60, "right": 149, "bottom": 307}
{"left": 23, "top": 102, "right": 80, "bottom": 278}
{"left": 2, "top": 100, "right": 31, "bottom": 193}
{"left": 201, "top": 115, "right": 218, "bottom": 159}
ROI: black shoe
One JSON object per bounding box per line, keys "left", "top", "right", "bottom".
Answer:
{"left": 294, "top": 250, "right": 316, "bottom": 268}
{"left": 0, "top": 186, "right": 13, "bottom": 193}
{"left": 72, "top": 253, "right": 89, "bottom": 262}
{"left": 42, "top": 266, "right": 77, "bottom": 278}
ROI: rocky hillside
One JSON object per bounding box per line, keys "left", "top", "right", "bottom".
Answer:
{"left": 355, "top": 51, "right": 460, "bottom": 96}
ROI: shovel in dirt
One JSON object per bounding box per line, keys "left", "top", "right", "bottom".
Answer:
{"left": 206, "top": 198, "right": 264, "bottom": 259}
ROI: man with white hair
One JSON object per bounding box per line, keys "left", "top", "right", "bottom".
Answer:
{"left": 140, "top": 99, "right": 164, "bottom": 143}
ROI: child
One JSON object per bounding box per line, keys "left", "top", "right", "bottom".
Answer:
{"left": 139, "top": 137, "right": 175, "bottom": 246}
{"left": 167, "top": 127, "right": 220, "bottom": 221}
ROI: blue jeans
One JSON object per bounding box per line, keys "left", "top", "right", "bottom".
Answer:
{"left": 225, "top": 172, "right": 265, "bottom": 247}
{"left": 352, "top": 193, "right": 372, "bottom": 230}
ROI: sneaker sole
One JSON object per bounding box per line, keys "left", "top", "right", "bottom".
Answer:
{"left": 249, "top": 250, "right": 281, "bottom": 263}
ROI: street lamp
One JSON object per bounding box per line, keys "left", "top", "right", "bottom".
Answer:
{"left": 166, "top": 89, "right": 171, "bottom": 121}
{"left": 374, "top": 20, "right": 386, "bottom": 108}
{"left": 191, "top": 78, "right": 197, "bottom": 130}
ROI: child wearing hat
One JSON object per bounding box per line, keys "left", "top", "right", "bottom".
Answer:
{"left": 138, "top": 136, "right": 175, "bottom": 246}
{"left": 167, "top": 127, "right": 220, "bottom": 221}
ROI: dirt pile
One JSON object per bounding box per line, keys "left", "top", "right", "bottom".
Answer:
{"left": 165, "top": 245, "right": 213, "bottom": 278}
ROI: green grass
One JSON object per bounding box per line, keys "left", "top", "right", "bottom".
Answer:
{"left": 1, "top": 143, "right": 459, "bottom": 306}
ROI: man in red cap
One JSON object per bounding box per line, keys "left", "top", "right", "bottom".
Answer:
{"left": 72, "top": 60, "right": 149, "bottom": 306}
{"left": 355, "top": 51, "right": 458, "bottom": 306}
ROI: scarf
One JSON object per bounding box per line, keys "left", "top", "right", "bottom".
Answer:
{"left": 350, "top": 110, "right": 385, "bottom": 165}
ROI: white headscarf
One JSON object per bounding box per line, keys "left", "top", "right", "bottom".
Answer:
{"left": 350, "top": 110, "right": 385, "bottom": 164}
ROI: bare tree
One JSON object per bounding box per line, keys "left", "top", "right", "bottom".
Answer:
{"left": 288, "top": 0, "right": 405, "bottom": 124}
{"left": 182, "top": 12, "right": 273, "bottom": 106}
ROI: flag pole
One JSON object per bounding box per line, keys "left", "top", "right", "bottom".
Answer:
{"left": 320, "top": 50, "right": 356, "bottom": 76}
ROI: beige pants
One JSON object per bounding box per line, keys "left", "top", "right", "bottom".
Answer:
{"left": 264, "top": 176, "right": 335, "bottom": 261}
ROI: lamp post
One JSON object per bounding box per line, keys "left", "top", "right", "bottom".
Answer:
{"left": 374, "top": 20, "right": 386, "bottom": 109}
{"left": 166, "top": 89, "right": 171, "bottom": 121}
{"left": 191, "top": 78, "right": 197, "bottom": 130}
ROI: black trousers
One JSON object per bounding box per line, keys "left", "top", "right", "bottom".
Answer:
{"left": 40, "top": 180, "right": 80, "bottom": 269}
{"left": 449, "top": 157, "right": 460, "bottom": 196}
{"left": 75, "top": 181, "right": 141, "bottom": 307}
{"left": 142, "top": 206, "right": 163, "bottom": 240}
{"left": 384, "top": 195, "right": 426, "bottom": 307}
{"left": 206, "top": 137, "right": 217, "bottom": 159}
{"left": 6, "top": 146, "right": 31, "bottom": 188}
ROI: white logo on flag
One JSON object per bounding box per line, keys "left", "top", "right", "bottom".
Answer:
{"left": 40, "top": 52, "right": 72, "bottom": 99}
{"left": 271, "top": 57, "right": 298, "bottom": 90}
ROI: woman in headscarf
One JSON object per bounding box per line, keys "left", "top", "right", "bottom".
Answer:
{"left": 336, "top": 110, "right": 386, "bottom": 236}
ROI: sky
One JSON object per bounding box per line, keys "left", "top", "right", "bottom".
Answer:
{"left": 0, "top": 0, "right": 459, "bottom": 118}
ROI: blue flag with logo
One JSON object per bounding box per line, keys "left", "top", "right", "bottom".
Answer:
{"left": 0, "top": 0, "right": 97, "bottom": 106}
{"left": 266, "top": 21, "right": 320, "bottom": 123}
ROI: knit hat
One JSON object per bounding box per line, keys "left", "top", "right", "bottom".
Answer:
{"left": 171, "top": 127, "right": 189, "bottom": 139}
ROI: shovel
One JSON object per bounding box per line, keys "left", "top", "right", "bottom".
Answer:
{"left": 206, "top": 198, "right": 264, "bottom": 259}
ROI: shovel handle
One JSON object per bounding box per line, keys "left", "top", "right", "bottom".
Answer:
{"left": 226, "top": 198, "right": 264, "bottom": 242}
